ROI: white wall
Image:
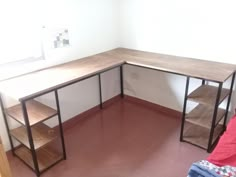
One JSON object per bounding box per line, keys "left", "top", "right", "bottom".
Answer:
{"left": 120, "top": 0, "right": 236, "bottom": 63}
{"left": 120, "top": 0, "right": 236, "bottom": 114}
{"left": 0, "top": 0, "right": 120, "bottom": 151}
{"left": 0, "top": 0, "right": 120, "bottom": 79}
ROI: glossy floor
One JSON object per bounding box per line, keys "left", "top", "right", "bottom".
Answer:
{"left": 8, "top": 99, "right": 208, "bottom": 177}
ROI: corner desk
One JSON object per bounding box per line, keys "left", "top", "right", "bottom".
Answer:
{"left": 0, "top": 48, "right": 235, "bottom": 177}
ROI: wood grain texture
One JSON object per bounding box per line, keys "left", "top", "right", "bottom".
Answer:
{"left": 0, "top": 136, "right": 12, "bottom": 177}
{"left": 0, "top": 48, "right": 235, "bottom": 101}
{"left": 183, "top": 122, "right": 223, "bottom": 149}
{"left": 188, "top": 85, "right": 230, "bottom": 106}
{"left": 10, "top": 123, "right": 57, "bottom": 150}
{"left": 186, "top": 104, "right": 225, "bottom": 129}
{"left": 6, "top": 100, "right": 57, "bottom": 126}
{"left": 107, "top": 48, "right": 236, "bottom": 82}
{"left": 15, "top": 145, "right": 62, "bottom": 172}
{"left": 0, "top": 53, "right": 125, "bottom": 101}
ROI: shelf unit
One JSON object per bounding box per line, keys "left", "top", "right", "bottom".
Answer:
{"left": 0, "top": 91, "right": 66, "bottom": 177}
{"left": 180, "top": 74, "right": 236, "bottom": 152}
{"left": 6, "top": 100, "right": 58, "bottom": 126}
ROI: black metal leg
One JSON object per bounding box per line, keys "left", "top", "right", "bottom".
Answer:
{"left": 120, "top": 65, "right": 124, "bottom": 98}
{"left": 180, "top": 76, "right": 190, "bottom": 141}
{"left": 202, "top": 79, "right": 205, "bottom": 85}
{"left": 21, "top": 101, "right": 40, "bottom": 176}
{"left": 223, "top": 73, "right": 235, "bottom": 128}
{"left": 98, "top": 74, "right": 103, "bottom": 109}
{"left": 55, "top": 90, "right": 67, "bottom": 160}
{"left": 207, "top": 83, "right": 222, "bottom": 152}
{"left": 0, "top": 94, "right": 15, "bottom": 155}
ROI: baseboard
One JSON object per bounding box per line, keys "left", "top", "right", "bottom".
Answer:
{"left": 62, "top": 94, "right": 181, "bottom": 130}
{"left": 123, "top": 95, "right": 182, "bottom": 119}
{"left": 62, "top": 94, "right": 122, "bottom": 131}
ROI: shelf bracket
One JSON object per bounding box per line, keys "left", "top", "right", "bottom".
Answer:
{"left": 223, "top": 72, "right": 236, "bottom": 128}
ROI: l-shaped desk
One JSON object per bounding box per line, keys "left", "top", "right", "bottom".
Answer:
{"left": 0, "top": 48, "right": 236, "bottom": 177}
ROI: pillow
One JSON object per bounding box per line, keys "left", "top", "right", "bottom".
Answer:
{"left": 207, "top": 115, "right": 236, "bottom": 166}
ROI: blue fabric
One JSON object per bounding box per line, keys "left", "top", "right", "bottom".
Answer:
{"left": 188, "top": 163, "right": 221, "bottom": 177}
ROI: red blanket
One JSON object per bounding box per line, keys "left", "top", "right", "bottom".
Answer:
{"left": 207, "top": 115, "right": 236, "bottom": 167}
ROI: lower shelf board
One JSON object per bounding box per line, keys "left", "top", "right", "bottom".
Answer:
{"left": 183, "top": 122, "right": 224, "bottom": 149}
{"left": 15, "top": 145, "right": 63, "bottom": 172}
{"left": 185, "top": 104, "right": 225, "bottom": 129}
{"left": 10, "top": 123, "right": 57, "bottom": 150}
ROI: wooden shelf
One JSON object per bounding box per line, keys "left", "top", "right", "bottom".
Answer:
{"left": 10, "top": 123, "right": 57, "bottom": 150}
{"left": 186, "top": 104, "right": 226, "bottom": 129}
{"left": 15, "top": 145, "right": 62, "bottom": 172}
{"left": 183, "top": 122, "right": 223, "bottom": 149}
{"left": 188, "top": 85, "right": 230, "bottom": 106}
{"left": 6, "top": 100, "right": 57, "bottom": 126}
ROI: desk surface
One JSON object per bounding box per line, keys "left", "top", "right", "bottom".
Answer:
{"left": 0, "top": 48, "right": 235, "bottom": 101}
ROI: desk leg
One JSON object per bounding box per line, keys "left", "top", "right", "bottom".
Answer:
{"left": 22, "top": 101, "right": 40, "bottom": 176}
{"left": 120, "top": 65, "right": 124, "bottom": 98}
{"left": 98, "top": 74, "right": 103, "bottom": 109}
{"left": 207, "top": 83, "right": 222, "bottom": 152}
{"left": 180, "top": 76, "right": 190, "bottom": 141}
{"left": 223, "top": 73, "right": 235, "bottom": 128}
{"left": 55, "top": 90, "right": 67, "bottom": 160}
{"left": 202, "top": 79, "right": 205, "bottom": 85}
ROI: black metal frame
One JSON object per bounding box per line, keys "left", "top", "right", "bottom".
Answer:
{"left": 3, "top": 92, "right": 67, "bottom": 177}
{"left": 21, "top": 101, "right": 40, "bottom": 176}
{"left": 179, "top": 72, "right": 236, "bottom": 153}
{"left": 98, "top": 74, "right": 103, "bottom": 109}
{"left": 0, "top": 64, "right": 125, "bottom": 177}
{"left": 120, "top": 65, "right": 124, "bottom": 98}
{"left": 207, "top": 73, "right": 235, "bottom": 152}
{"left": 123, "top": 63, "right": 236, "bottom": 152}
{"left": 202, "top": 80, "right": 205, "bottom": 85}
{"left": 207, "top": 83, "right": 222, "bottom": 152}
{"left": 0, "top": 92, "right": 67, "bottom": 177}
{"left": 55, "top": 90, "right": 67, "bottom": 160}
{"left": 180, "top": 76, "right": 190, "bottom": 141}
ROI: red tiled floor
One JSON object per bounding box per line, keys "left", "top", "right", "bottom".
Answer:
{"left": 8, "top": 99, "right": 208, "bottom": 177}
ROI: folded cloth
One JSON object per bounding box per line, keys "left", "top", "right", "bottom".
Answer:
{"left": 188, "top": 163, "right": 221, "bottom": 177}
{"left": 196, "top": 160, "right": 236, "bottom": 177}
{"left": 207, "top": 115, "right": 236, "bottom": 167}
